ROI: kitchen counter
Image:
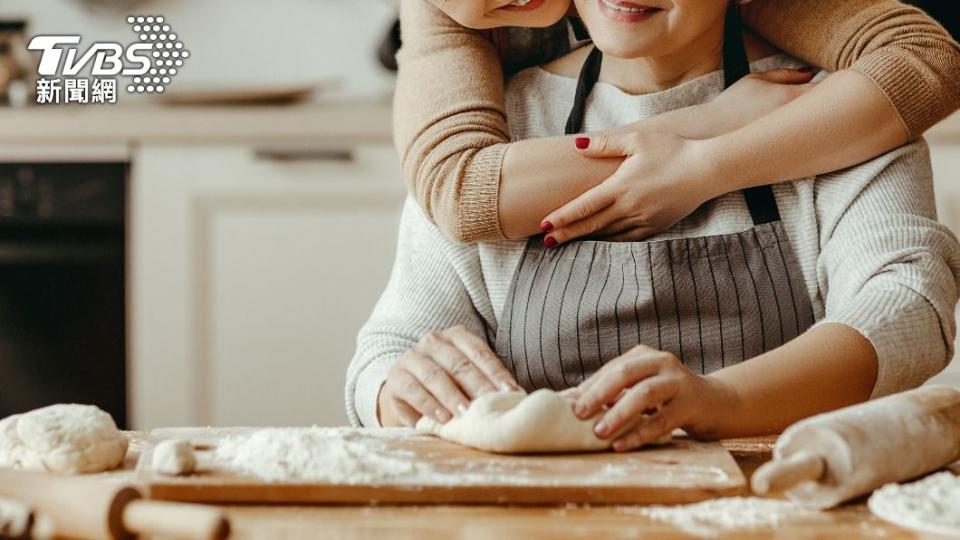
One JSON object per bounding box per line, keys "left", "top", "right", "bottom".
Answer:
{"left": 0, "top": 99, "right": 393, "bottom": 145}
{"left": 107, "top": 433, "right": 921, "bottom": 539}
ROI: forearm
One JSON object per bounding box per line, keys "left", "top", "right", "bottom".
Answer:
{"left": 702, "top": 69, "right": 908, "bottom": 199}
{"left": 394, "top": 0, "right": 511, "bottom": 242}
{"left": 498, "top": 104, "right": 728, "bottom": 238}
{"left": 703, "top": 323, "right": 878, "bottom": 438}
{"left": 743, "top": 0, "right": 960, "bottom": 137}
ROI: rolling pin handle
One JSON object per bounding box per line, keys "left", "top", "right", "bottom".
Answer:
{"left": 751, "top": 451, "right": 825, "bottom": 495}
{"left": 121, "top": 500, "right": 230, "bottom": 540}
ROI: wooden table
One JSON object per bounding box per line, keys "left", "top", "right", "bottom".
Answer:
{"left": 112, "top": 433, "right": 918, "bottom": 539}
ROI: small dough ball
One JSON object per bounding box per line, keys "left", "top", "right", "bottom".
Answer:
{"left": 0, "top": 497, "right": 32, "bottom": 538}
{"left": 152, "top": 438, "right": 196, "bottom": 476}
{"left": 0, "top": 404, "right": 128, "bottom": 474}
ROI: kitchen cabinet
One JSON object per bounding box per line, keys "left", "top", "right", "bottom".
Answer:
{"left": 130, "top": 142, "right": 405, "bottom": 429}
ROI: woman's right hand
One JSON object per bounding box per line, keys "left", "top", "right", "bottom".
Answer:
{"left": 378, "top": 325, "right": 521, "bottom": 427}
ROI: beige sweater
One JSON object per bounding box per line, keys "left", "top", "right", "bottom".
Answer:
{"left": 349, "top": 55, "right": 960, "bottom": 427}
{"left": 393, "top": 0, "right": 960, "bottom": 244}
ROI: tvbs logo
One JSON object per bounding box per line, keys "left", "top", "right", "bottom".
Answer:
{"left": 29, "top": 36, "right": 152, "bottom": 77}
{"left": 29, "top": 16, "right": 188, "bottom": 104}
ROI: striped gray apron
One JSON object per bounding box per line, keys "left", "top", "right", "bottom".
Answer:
{"left": 494, "top": 5, "right": 816, "bottom": 391}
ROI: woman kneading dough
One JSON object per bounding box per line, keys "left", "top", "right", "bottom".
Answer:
{"left": 346, "top": 0, "right": 960, "bottom": 452}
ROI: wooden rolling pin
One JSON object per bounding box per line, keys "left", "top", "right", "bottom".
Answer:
{"left": 752, "top": 385, "right": 960, "bottom": 509}
{"left": 0, "top": 470, "right": 229, "bottom": 540}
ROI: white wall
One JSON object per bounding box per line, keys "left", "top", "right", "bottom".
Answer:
{"left": 1, "top": 0, "right": 397, "bottom": 97}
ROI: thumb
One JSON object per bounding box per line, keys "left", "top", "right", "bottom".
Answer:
{"left": 749, "top": 67, "right": 816, "bottom": 85}
{"left": 573, "top": 133, "right": 639, "bottom": 158}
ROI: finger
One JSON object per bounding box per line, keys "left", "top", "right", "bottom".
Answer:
{"left": 594, "top": 376, "right": 677, "bottom": 439}
{"left": 427, "top": 335, "right": 498, "bottom": 399}
{"left": 576, "top": 344, "right": 658, "bottom": 396}
{"left": 612, "top": 408, "right": 678, "bottom": 452}
{"left": 444, "top": 326, "right": 520, "bottom": 392}
{"left": 547, "top": 205, "right": 621, "bottom": 246}
{"left": 572, "top": 132, "right": 637, "bottom": 159}
{"left": 405, "top": 352, "right": 471, "bottom": 416}
{"left": 541, "top": 182, "right": 617, "bottom": 234}
{"left": 390, "top": 398, "right": 422, "bottom": 427}
{"left": 592, "top": 216, "right": 640, "bottom": 239}
{"left": 391, "top": 370, "right": 450, "bottom": 424}
{"left": 749, "top": 67, "right": 815, "bottom": 85}
{"left": 574, "top": 347, "right": 663, "bottom": 419}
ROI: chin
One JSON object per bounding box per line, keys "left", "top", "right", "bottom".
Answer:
{"left": 591, "top": 37, "right": 661, "bottom": 59}
{"left": 502, "top": 6, "right": 572, "bottom": 28}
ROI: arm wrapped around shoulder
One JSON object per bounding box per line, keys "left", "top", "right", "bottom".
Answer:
{"left": 815, "top": 140, "right": 960, "bottom": 398}
{"left": 393, "top": 0, "right": 511, "bottom": 243}
{"left": 743, "top": 0, "right": 960, "bottom": 136}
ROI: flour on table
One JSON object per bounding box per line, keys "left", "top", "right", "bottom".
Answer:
{"left": 868, "top": 471, "right": 960, "bottom": 536}
{"left": 621, "top": 497, "right": 826, "bottom": 537}
{"left": 215, "top": 427, "right": 420, "bottom": 483}
{"left": 0, "top": 404, "right": 128, "bottom": 474}
{"left": 152, "top": 438, "right": 197, "bottom": 476}
{"left": 416, "top": 390, "right": 671, "bottom": 454}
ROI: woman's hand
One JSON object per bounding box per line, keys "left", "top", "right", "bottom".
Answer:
{"left": 378, "top": 325, "right": 521, "bottom": 427}
{"left": 541, "top": 132, "right": 712, "bottom": 245}
{"left": 540, "top": 68, "right": 816, "bottom": 245}
{"left": 573, "top": 345, "right": 739, "bottom": 452}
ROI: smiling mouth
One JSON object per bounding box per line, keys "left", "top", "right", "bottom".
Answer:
{"left": 600, "top": 0, "right": 659, "bottom": 13}
{"left": 501, "top": 0, "right": 547, "bottom": 12}
{"left": 598, "top": 0, "right": 661, "bottom": 19}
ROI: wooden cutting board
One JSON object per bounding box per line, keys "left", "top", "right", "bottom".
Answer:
{"left": 136, "top": 427, "right": 746, "bottom": 505}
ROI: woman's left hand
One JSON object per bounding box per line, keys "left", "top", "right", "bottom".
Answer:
{"left": 541, "top": 132, "right": 715, "bottom": 245}
{"left": 573, "top": 345, "right": 737, "bottom": 452}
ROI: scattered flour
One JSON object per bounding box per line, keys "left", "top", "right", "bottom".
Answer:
{"left": 868, "top": 471, "right": 960, "bottom": 536}
{"left": 622, "top": 497, "right": 826, "bottom": 537}
{"left": 215, "top": 427, "right": 421, "bottom": 483}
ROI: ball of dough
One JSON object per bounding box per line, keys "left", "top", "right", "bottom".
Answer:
{"left": 416, "top": 389, "right": 671, "bottom": 454}
{"left": 152, "top": 438, "right": 197, "bottom": 476}
{"left": 0, "top": 404, "right": 128, "bottom": 474}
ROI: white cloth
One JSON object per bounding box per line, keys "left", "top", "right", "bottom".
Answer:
{"left": 346, "top": 55, "right": 960, "bottom": 427}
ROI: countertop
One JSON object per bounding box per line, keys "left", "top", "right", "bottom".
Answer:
{"left": 0, "top": 99, "right": 393, "bottom": 145}
{"left": 102, "top": 433, "right": 920, "bottom": 540}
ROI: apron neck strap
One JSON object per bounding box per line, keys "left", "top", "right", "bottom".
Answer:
{"left": 564, "top": 46, "right": 603, "bottom": 136}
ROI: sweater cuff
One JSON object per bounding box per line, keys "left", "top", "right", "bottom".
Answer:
{"left": 853, "top": 50, "right": 947, "bottom": 138}
{"left": 816, "top": 291, "right": 949, "bottom": 399}
{"left": 354, "top": 356, "right": 395, "bottom": 427}
{"left": 457, "top": 144, "right": 509, "bottom": 243}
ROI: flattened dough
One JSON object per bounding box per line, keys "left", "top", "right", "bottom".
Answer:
{"left": 416, "top": 389, "right": 671, "bottom": 454}
{"left": 0, "top": 404, "right": 128, "bottom": 474}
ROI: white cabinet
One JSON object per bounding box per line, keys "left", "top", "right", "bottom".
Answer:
{"left": 130, "top": 143, "right": 405, "bottom": 429}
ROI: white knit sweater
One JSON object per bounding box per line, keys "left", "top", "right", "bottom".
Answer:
{"left": 346, "top": 55, "right": 960, "bottom": 427}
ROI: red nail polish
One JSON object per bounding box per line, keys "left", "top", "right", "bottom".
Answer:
{"left": 575, "top": 137, "right": 590, "bottom": 150}
{"left": 540, "top": 221, "right": 554, "bottom": 233}
{"left": 544, "top": 236, "right": 557, "bottom": 248}
{"left": 798, "top": 66, "right": 815, "bottom": 73}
